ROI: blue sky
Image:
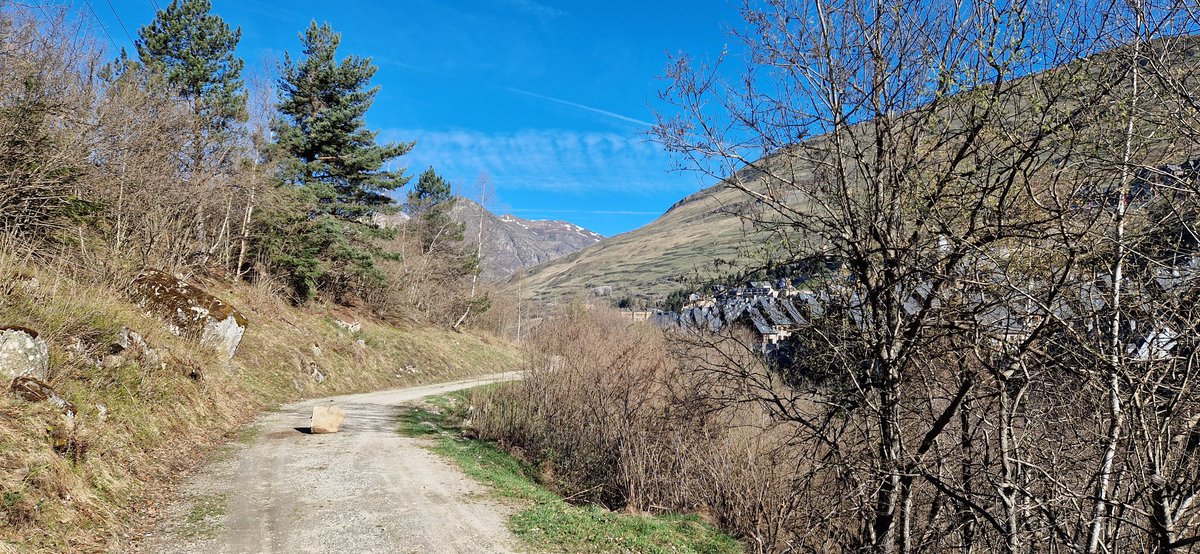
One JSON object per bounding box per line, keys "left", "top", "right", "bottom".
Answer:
{"left": 73, "top": 0, "right": 743, "bottom": 236}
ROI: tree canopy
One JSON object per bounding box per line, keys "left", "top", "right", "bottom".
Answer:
{"left": 136, "top": 0, "right": 247, "bottom": 135}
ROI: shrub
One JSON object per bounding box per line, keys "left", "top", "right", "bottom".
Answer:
{"left": 472, "top": 307, "right": 808, "bottom": 552}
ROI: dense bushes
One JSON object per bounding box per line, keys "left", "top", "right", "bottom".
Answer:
{"left": 471, "top": 307, "right": 808, "bottom": 551}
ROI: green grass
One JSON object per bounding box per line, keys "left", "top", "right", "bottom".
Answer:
{"left": 399, "top": 392, "right": 741, "bottom": 554}
{"left": 180, "top": 493, "right": 228, "bottom": 539}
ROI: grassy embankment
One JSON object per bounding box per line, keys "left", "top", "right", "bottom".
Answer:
{"left": 399, "top": 390, "right": 740, "bottom": 554}
{"left": 0, "top": 252, "right": 522, "bottom": 553}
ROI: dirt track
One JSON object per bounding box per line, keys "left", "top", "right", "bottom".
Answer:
{"left": 141, "top": 373, "right": 522, "bottom": 554}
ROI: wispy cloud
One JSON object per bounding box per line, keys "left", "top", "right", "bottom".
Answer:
{"left": 500, "top": 87, "right": 654, "bottom": 127}
{"left": 383, "top": 128, "right": 693, "bottom": 194}
{"left": 500, "top": 0, "right": 567, "bottom": 20}
{"left": 374, "top": 59, "right": 653, "bottom": 129}
{"left": 508, "top": 208, "right": 662, "bottom": 215}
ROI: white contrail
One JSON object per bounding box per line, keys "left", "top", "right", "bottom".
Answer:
{"left": 501, "top": 86, "right": 654, "bottom": 127}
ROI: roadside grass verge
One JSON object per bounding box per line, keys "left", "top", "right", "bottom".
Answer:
{"left": 398, "top": 391, "right": 740, "bottom": 554}
{"left": 179, "top": 493, "right": 228, "bottom": 540}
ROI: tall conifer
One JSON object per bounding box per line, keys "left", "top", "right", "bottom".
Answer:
{"left": 273, "top": 21, "right": 413, "bottom": 218}
{"left": 136, "top": 0, "right": 247, "bottom": 136}
{"left": 263, "top": 21, "right": 413, "bottom": 301}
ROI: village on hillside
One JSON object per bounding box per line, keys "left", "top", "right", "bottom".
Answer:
{"left": 652, "top": 278, "right": 823, "bottom": 351}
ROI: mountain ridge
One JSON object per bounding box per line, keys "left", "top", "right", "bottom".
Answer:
{"left": 374, "top": 198, "right": 603, "bottom": 282}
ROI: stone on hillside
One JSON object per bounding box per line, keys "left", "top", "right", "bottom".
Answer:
{"left": 10, "top": 376, "right": 75, "bottom": 416}
{"left": 129, "top": 270, "right": 247, "bottom": 359}
{"left": 112, "top": 327, "right": 164, "bottom": 370}
{"left": 334, "top": 319, "right": 361, "bottom": 334}
{"left": 309, "top": 362, "right": 326, "bottom": 384}
{"left": 311, "top": 405, "right": 346, "bottom": 434}
{"left": 0, "top": 326, "right": 49, "bottom": 381}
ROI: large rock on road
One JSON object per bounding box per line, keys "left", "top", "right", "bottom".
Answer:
{"left": 311, "top": 405, "right": 346, "bottom": 434}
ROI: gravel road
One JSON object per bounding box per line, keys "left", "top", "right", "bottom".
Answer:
{"left": 140, "top": 372, "right": 523, "bottom": 554}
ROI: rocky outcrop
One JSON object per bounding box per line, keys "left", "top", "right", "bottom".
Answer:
{"left": 111, "top": 327, "right": 164, "bottom": 370}
{"left": 129, "top": 270, "right": 247, "bottom": 359}
{"left": 377, "top": 197, "right": 603, "bottom": 281}
{"left": 0, "top": 326, "right": 49, "bottom": 381}
{"left": 311, "top": 406, "right": 345, "bottom": 434}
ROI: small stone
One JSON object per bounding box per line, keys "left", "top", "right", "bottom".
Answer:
{"left": 355, "top": 339, "right": 366, "bottom": 348}
{"left": 101, "top": 354, "right": 125, "bottom": 369}
{"left": 311, "top": 406, "right": 346, "bottom": 434}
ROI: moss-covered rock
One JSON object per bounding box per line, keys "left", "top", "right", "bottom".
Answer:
{"left": 128, "top": 270, "right": 248, "bottom": 359}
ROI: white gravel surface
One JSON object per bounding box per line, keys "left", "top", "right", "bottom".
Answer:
{"left": 140, "top": 372, "right": 523, "bottom": 554}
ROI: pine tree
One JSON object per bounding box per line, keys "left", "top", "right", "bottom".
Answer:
{"left": 406, "top": 167, "right": 462, "bottom": 254}
{"left": 273, "top": 21, "right": 413, "bottom": 219}
{"left": 262, "top": 21, "right": 413, "bottom": 302}
{"left": 136, "top": 0, "right": 247, "bottom": 136}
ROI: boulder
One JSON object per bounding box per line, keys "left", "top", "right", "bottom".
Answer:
{"left": 311, "top": 406, "right": 346, "bottom": 434}
{"left": 334, "top": 319, "right": 361, "bottom": 334}
{"left": 129, "top": 270, "right": 247, "bottom": 359}
{"left": 0, "top": 326, "right": 49, "bottom": 381}
{"left": 10, "top": 376, "right": 75, "bottom": 416}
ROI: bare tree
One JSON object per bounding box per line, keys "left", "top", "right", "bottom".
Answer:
{"left": 654, "top": 0, "right": 1200, "bottom": 551}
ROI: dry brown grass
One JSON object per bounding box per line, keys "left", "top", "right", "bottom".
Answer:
{"left": 471, "top": 306, "right": 810, "bottom": 552}
{"left": 0, "top": 246, "right": 522, "bottom": 553}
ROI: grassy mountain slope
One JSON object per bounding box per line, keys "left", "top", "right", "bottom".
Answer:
{"left": 0, "top": 252, "right": 522, "bottom": 553}
{"left": 517, "top": 38, "right": 1200, "bottom": 306}
{"left": 516, "top": 175, "right": 770, "bottom": 304}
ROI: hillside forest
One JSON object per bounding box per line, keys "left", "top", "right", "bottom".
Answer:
{"left": 1, "top": 2, "right": 494, "bottom": 326}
